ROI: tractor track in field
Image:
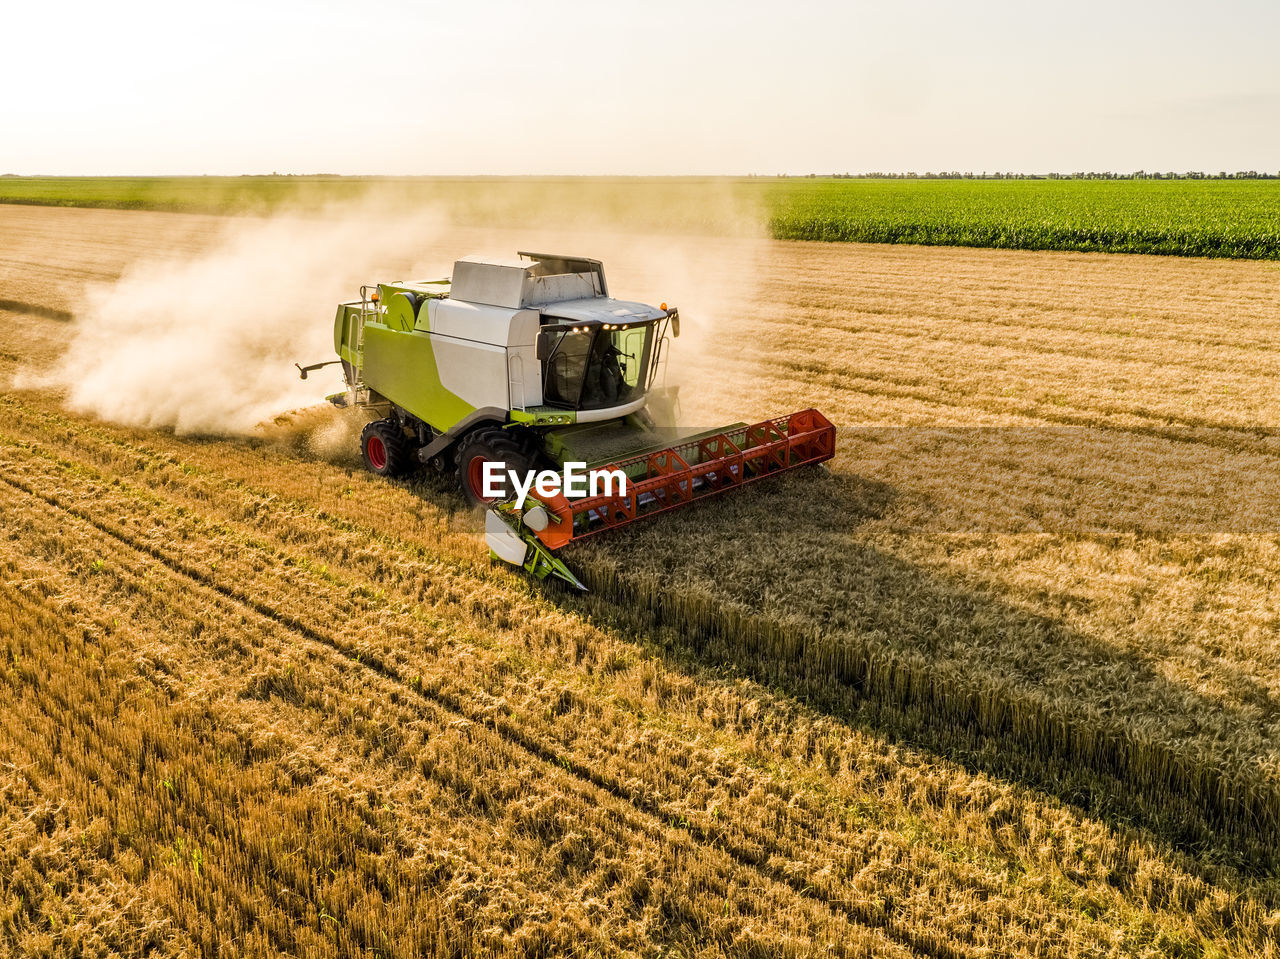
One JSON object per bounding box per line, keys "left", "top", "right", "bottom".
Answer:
{"left": 736, "top": 353, "right": 1280, "bottom": 455}
{"left": 0, "top": 393, "right": 502, "bottom": 595}
{"left": 0, "top": 568, "right": 403, "bottom": 958}
{"left": 767, "top": 306, "right": 1280, "bottom": 371}
{"left": 0, "top": 518, "right": 676, "bottom": 957}
{"left": 0, "top": 460, "right": 963, "bottom": 959}
{"left": 9, "top": 393, "right": 1280, "bottom": 880}
{"left": 0, "top": 298, "right": 75, "bottom": 321}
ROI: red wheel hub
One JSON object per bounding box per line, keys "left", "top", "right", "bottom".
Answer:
{"left": 466, "top": 454, "right": 499, "bottom": 504}
{"left": 367, "top": 434, "right": 387, "bottom": 471}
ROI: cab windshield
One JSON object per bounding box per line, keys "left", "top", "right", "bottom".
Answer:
{"left": 540, "top": 322, "right": 658, "bottom": 410}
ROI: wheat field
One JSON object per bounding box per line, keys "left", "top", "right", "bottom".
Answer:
{"left": 2, "top": 204, "right": 1280, "bottom": 957}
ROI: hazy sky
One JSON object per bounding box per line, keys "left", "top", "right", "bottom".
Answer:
{"left": 6, "top": 0, "right": 1278, "bottom": 175}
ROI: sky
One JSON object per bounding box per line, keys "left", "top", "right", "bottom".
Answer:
{"left": 5, "top": 0, "right": 1279, "bottom": 176}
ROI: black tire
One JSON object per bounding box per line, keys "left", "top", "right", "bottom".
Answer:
{"left": 361, "top": 419, "right": 412, "bottom": 478}
{"left": 454, "top": 427, "right": 538, "bottom": 508}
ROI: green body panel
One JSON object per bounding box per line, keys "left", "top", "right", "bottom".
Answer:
{"left": 383, "top": 292, "right": 418, "bottom": 332}
{"left": 334, "top": 281, "right": 494, "bottom": 436}
{"left": 378, "top": 280, "right": 449, "bottom": 333}
{"left": 542, "top": 420, "right": 744, "bottom": 473}
{"left": 333, "top": 303, "right": 361, "bottom": 361}
{"left": 361, "top": 323, "right": 479, "bottom": 434}
{"left": 334, "top": 296, "right": 589, "bottom": 440}
{"left": 510, "top": 407, "right": 577, "bottom": 428}
{"left": 380, "top": 279, "right": 450, "bottom": 302}
{"left": 332, "top": 280, "right": 675, "bottom": 459}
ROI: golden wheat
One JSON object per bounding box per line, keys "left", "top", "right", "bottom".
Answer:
{"left": 2, "top": 393, "right": 1275, "bottom": 957}
{"left": 6, "top": 204, "right": 1280, "bottom": 956}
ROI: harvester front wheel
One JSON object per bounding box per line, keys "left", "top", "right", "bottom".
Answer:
{"left": 456, "top": 428, "right": 537, "bottom": 509}
{"left": 361, "top": 420, "right": 412, "bottom": 478}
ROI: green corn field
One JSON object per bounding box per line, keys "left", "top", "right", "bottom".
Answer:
{"left": 4, "top": 176, "right": 1280, "bottom": 259}
{"left": 764, "top": 178, "right": 1280, "bottom": 259}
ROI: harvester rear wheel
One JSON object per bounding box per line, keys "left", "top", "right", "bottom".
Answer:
{"left": 455, "top": 428, "right": 538, "bottom": 509}
{"left": 361, "top": 420, "right": 412, "bottom": 478}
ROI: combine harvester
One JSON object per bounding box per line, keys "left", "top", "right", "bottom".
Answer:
{"left": 299, "top": 253, "right": 835, "bottom": 588}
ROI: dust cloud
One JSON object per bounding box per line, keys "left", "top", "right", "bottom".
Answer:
{"left": 26, "top": 203, "right": 448, "bottom": 436}
{"left": 25, "top": 180, "right": 767, "bottom": 439}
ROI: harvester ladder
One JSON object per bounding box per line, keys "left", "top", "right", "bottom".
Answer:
{"left": 350, "top": 284, "right": 377, "bottom": 399}
{"left": 509, "top": 353, "right": 526, "bottom": 413}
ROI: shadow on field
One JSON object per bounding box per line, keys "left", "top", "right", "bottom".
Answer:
{"left": 554, "top": 462, "right": 1280, "bottom": 879}
{"left": 282, "top": 411, "right": 1280, "bottom": 877}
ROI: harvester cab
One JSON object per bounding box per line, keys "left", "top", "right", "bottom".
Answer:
{"left": 306, "top": 252, "right": 835, "bottom": 589}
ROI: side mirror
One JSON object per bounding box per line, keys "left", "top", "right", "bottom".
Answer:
{"left": 670, "top": 310, "right": 680, "bottom": 338}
